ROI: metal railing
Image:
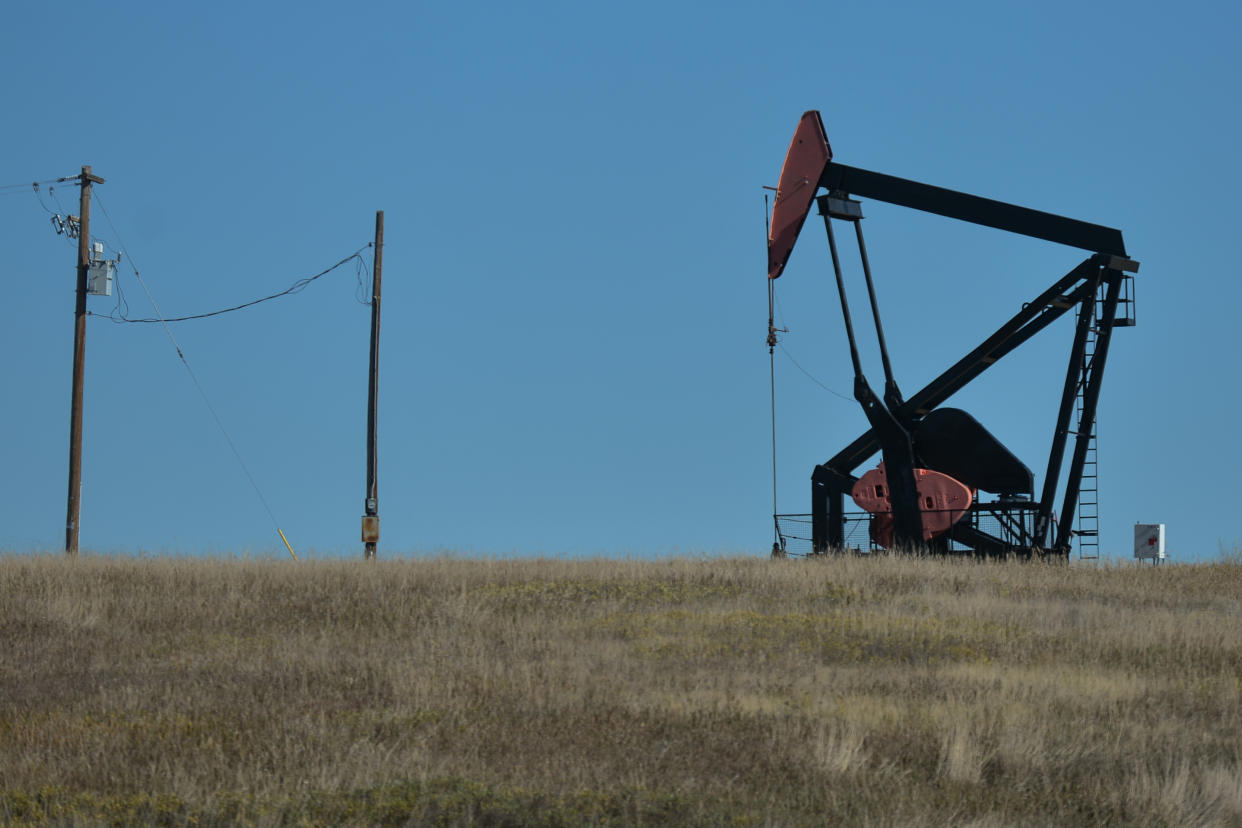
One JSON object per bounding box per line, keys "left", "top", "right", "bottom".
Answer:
{"left": 775, "top": 502, "right": 1040, "bottom": 557}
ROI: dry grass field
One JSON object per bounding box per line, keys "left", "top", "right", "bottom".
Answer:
{"left": 2, "top": 552, "right": 1241, "bottom": 826}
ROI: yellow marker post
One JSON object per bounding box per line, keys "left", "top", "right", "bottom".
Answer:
{"left": 278, "top": 528, "right": 298, "bottom": 561}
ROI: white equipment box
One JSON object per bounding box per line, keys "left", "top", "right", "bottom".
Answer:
{"left": 1134, "top": 524, "right": 1166, "bottom": 561}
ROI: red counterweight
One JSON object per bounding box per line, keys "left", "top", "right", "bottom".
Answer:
{"left": 851, "top": 463, "right": 974, "bottom": 546}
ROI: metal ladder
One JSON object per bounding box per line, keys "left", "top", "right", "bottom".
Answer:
{"left": 1077, "top": 274, "right": 1135, "bottom": 560}
{"left": 1074, "top": 286, "right": 1105, "bottom": 560}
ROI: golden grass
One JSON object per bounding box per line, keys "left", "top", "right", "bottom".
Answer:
{"left": 1, "top": 553, "right": 1240, "bottom": 825}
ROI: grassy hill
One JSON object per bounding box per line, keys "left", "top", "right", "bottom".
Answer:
{"left": 2, "top": 554, "right": 1240, "bottom": 825}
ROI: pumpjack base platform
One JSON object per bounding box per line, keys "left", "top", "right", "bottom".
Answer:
{"left": 774, "top": 501, "right": 1061, "bottom": 559}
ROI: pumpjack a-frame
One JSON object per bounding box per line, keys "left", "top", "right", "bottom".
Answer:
{"left": 766, "top": 111, "right": 1138, "bottom": 558}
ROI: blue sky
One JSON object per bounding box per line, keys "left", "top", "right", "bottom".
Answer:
{"left": 2, "top": 2, "right": 1238, "bottom": 561}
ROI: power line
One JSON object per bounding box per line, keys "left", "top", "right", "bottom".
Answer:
{"left": 26, "top": 182, "right": 83, "bottom": 249}
{"left": 778, "top": 342, "right": 854, "bottom": 402}
{"left": 353, "top": 254, "right": 373, "bottom": 306}
{"left": 770, "top": 282, "right": 853, "bottom": 401}
{"left": 47, "top": 184, "right": 72, "bottom": 217}
{"left": 0, "top": 176, "right": 75, "bottom": 192}
{"left": 91, "top": 192, "right": 371, "bottom": 323}
{"left": 98, "top": 247, "right": 371, "bottom": 323}
{"left": 32, "top": 187, "right": 57, "bottom": 214}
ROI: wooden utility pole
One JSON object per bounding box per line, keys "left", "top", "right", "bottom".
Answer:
{"left": 65, "top": 166, "right": 104, "bottom": 556}
{"left": 362, "top": 211, "right": 384, "bottom": 559}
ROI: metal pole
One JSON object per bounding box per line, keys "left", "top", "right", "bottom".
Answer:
{"left": 65, "top": 165, "right": 103, "bottom": 556}
{"left": 363, "top": 211, "right": 383, "bottom": 559}
{"left": 821, "top": 216, "right": 865, "bottom": 379}
{"left": 852, "top": 221, "right": 901, "bottom": 407}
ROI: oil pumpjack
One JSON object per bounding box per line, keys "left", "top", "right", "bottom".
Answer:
{"left": 767, "top": 111, "right": 1138, "bottom": 558}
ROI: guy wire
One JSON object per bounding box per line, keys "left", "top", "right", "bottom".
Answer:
{"left": 93, "top": 191, "right": 300, "bottom": 560}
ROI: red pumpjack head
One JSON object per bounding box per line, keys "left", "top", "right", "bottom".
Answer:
{"left": 768, "top": 110, "right": 832, "bottom": 280}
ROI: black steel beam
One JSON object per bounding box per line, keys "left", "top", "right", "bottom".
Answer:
{"left": 901, "top": 280, "right": 1097, "bottom": 416}
{"left": 811, "top": 466, "right": 855, "bottom": 552}
{"left": 823, "top": 259, "right": 1099, "bottom": 475}
{"left": 820, "top": 163, "right": 1128, "bottom": 257}
{"left": 947, "top": 522, "right": 1014, "bottom": 558}
{"left": 811, "top": 477, "right": 830, "bottom": 552}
